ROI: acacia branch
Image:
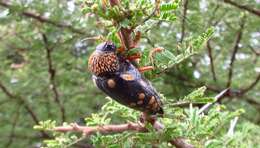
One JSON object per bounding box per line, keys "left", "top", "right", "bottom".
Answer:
{"left": 54, "top": 122, "right": 146, "bottom": 134}
{"left": 223, "top": 0, "right": 260, "bottom": 17}
{"left": 42, "top": 33, "right": 66, "bottom": 122}
{"left": 207, "top": 40, "right": 217, "bottom": 82}
{"left": 54, "top": 121, "right": 194, "bottom": 148}
{"left": 108, "top": 0, "right": 132, "bottom": 50}
{"left": 226, "top": 19, "right": 245, "bottom": 87}
{"left": 0, "top": 80, "right": 49, "bottom": 138}
{"left": 0, "top": 1, "right": 85, "bottom": 34}
{"left": 109, "top": 0, "right": 160, "bottom": 50}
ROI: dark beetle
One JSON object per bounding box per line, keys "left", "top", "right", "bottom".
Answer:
{"left": 88, "top": 42, "right": 163, "bottom": 115}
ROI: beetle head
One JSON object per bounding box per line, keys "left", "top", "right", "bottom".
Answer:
{"left": 96, "top": 42, "right": 116, "bottom": 53}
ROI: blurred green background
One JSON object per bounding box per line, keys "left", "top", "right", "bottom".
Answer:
{"left": 0, "top": 0, "right": 259, "bottom": 147}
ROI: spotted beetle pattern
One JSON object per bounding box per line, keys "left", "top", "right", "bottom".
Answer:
{"left": 88, "top": 42, "right": 163, "bottom": 115}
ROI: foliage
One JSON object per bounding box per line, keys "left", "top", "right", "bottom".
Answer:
{"left": 0, "top": 0, "right": 259, "bottom": 148}
{"left": 35, "top": 89, "right": 246, "bottom": 147}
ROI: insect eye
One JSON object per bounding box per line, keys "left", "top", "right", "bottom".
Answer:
{"left": 105, "top": 43, "right": 116, "bottom": 51}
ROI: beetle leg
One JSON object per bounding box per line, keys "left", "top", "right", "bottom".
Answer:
{"left": 127, "top": 55, "right": 141, "bottom": 61}
{"left": 138, "top": 66, "right": 154, "bottom": 73}
{"left": 149, "top": 47, "right": 164, "bottom": 66}
{"left": 117, "top": 46, "right": 125, "bottom": 53}
{"left": 149, "top": 47, "right": 164, "bottom": 58}
{"left": 126, "top": 52, "right": 141, "bottom": 61}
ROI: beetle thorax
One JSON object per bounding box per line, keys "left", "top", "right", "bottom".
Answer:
{"left": 88, "top": 51, "right": 119, "bottom": 76}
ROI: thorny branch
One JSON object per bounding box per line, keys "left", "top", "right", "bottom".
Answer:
{"left": 226, "top": 19, "right": 245, "bottom": 87}
{"left": 0, "top": 1, "right": 85, "bottom": 34}
{"left": 0, "top": 80, "right": 49, "bottom": 138}
{"left": 42, "top": 33, "right": 66, "bottom": 122}
{"left": 223, "top": 0, "right": 260, "bottom": 17}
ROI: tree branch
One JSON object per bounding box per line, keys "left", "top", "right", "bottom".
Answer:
{"left": 5, "top": 105, "right": 21, "bottom": 148}
{"left": 198, "top": 88, "right": 229, "bottom": 114}
{"left": 206, "top": 40, "right": 217, "bottom": 82}
{"left": 249, "top": 45, "right": 260, "bottom": 56}
{"left": 180, "top": 0, "right": 189, "bottom": 43}
{"left": 0, "top": 80, "right": 49, "bottom": 138}
{"left": 0, "top": 1, "right": 85, "bottom": 34}
{"left": 223, "top": 0, "right": 260, "bottom": 17}
{"left": 54, "top": 122, "right": 146, "bottom": 134}
{"left": 42, "top": 33, "right": 66, "bottom": 122}
{"left": 226, "top": 19, "right": 245, "bottom": 87}
{"left": 54, "top": 121, "right": 194, "bottom": 148}
{"left": 240, "top": 74, "right": 260, "bottom": 95}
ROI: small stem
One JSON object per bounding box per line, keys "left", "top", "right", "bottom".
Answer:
{"left": 198, "top": 88, "right": 229, "bottom": 114}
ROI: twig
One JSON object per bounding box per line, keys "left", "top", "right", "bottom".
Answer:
{"left": 0, "top": 81, "right": 39, "bottom": 123}
{"left": 240, "top": 74, "right": 260, "bottom": 95}
{"left": 0, "top": 1, "right": 85, "bottom": 34}
{"left": 142, "top": 0, "right": 161, "bottom": 24}
{"left": 167, "top": 72, "right": 259, "bottom": 107}
{"left": 170, "top": 138, "right": 194, "bottom": 148}
{"left": 226, "top": 19, "right": 245, "bottom": 87}
{"left": 198, "top": 88, "right": 229, "bottom": 114}
{"left": 168, "top": 101, "right": 207, "bottom": 108}
{"left": 144, "top": 36, "right": 155, "bottom": 48}
{"left": 180, "top": 0, "right": 189, "bottom": 43}
{"left": 249, "top": 45, "right": 260, "bottom": 56}
{"left": 0, "top": 99, "right": 11, "bottom": 106}
{"left": 207, "top": 4, "right": 220, "bottom": 26}
{"left": 227, "top": 117, "right": 239, "bottom": 136}
{"left": 5, "top": 105, "right": 21, "bottom": 148}
{"left": 223, "top": 0, "right": 260, "bottom": 17}
{"left": 0, "top": 80, "right": 49, "bottom": 138}
{"left": 42, "top": 33, "right": 66, "bottom": 122}
{"left": 206, "top": 40, "right": 217, "bottom": 82}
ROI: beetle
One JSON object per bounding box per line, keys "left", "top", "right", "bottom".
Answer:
{"left": 88, "top": 41, "right": 163, "bottom": 115}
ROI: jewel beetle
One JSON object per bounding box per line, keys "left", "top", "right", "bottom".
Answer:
{"left": 88, "top": 41, "right": 163, "bottom": 115}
